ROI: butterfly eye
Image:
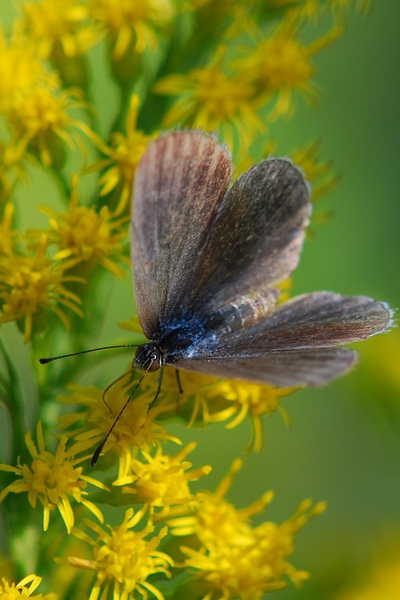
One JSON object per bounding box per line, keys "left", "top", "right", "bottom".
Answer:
{"left": 148, "top": 352, "right": 161, "bottom": 372}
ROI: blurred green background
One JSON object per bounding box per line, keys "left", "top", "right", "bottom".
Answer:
{"left": 1, "top": 1, "right": 400, "bottom": 598}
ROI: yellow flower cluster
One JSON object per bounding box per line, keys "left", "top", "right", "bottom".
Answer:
{"left": 0, "top": 187, "right": 128, "bottom": 342}
{"left": 0, "top": 422, "right": 106, "bottom": 533}
{"left": 0, "top": 0, "right": 369, "bottom": 598}
{"left": 0, "top": 574, "right": 56, "bottom": 600}
{"left": 167, "top": 459, "right": 326, "bottom": 599}
{"left": 65, "top": 507, "right": 173, "bottom": 600}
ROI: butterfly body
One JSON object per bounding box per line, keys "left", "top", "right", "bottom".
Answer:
{"left": 131, "top": 131, "right": 393, "bottom": 388}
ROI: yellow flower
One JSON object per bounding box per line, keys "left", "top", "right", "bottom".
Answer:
{"left": 65, "top": 507, "right": 173, "bottom": 600}
{"left": 114, "top": 442, "right": 211, "bottom": 515}
{"left": 234, "top": 22, "right": 341, "bottom": 120}
{"left": 154, "top": 46, "right": 264, "bottom": 152}
{"left": 334, "top": 558, "right": 400, "bottom": 600}
{"left": 39, "top": 175, "right": 129, "bottom": 279}
{"left": 0, "top": 28, "right": 93, "bottom": 167}
{"left": 0, "top": 422, "right": 107, "bottom": 534}
{"left": 90, "top": 0, "right": 173, "bottom": 58}
{"left": 58, "top": 378, "right": 181, "bottom": 479}
{"left": 291, "top": 141, "right": 340, "bottom": 203}
{"left": 137, "top": 365, "right": 296, "bottom": 451}
{"left": 0, "top": 141, "right": 30, "bottom": 201}
{"left": 7, "top": 83, "right": 89, "bottom": 168}
{"left": 0, "top": 233, "right": 83, "bottom": 343}
{"left": 0, "top": 203, "right": 19, "bottom": 256}
{"left": 0, "top": 574, "right": 56, "bottom": 600}
{"left": 168, "top": 460, "right": 326, "bottom": 599}
{"left": 88, "top": 94, "right": 154, "bottom": 216}
{"left": 205, "top": 379, "right": 299, "bottom": 451}
{"left": 167, "top": 458, "right": 273, "bottom": 538}
{"left": 0, "top": 29, "right": 42, "bottom": 113}
{"left": 16, "top": 0, "right": 100, "bottom": 60}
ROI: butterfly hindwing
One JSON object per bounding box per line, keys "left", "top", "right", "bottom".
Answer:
{"left": 171, "top": 292, "right": 392, "bottom": 386}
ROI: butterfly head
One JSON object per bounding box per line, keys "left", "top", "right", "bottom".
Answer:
{"left": 134, "top": 342, "right": 162, "bottom": 372}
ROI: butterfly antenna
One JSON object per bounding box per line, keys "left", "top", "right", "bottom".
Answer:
{"left": 91, "top": 355, "right": 158, "bottom": 467}
{"left": 39, "top": 344, "right": 140, "bottom": 364}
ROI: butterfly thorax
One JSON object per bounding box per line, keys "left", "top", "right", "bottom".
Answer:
{"left": 134, "top": 317, "right": 206, "bottom": 370}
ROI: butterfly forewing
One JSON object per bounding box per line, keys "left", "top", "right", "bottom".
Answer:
{"left": 190, "top": 158, "right": 311, "bottom": 315}
{"left": 132, "top": 132, "right": 232, "bottom": 339}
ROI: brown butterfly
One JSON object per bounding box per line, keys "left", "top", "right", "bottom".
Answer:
{"left": 41, "top": 131, "right": 393, "bottom": 464}
{"left": 132, "top": 131, "right": 392, "bottom": 388}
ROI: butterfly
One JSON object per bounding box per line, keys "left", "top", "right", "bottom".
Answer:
{"left": 131, "top": 130, "right": 392, "bottom": 389}
{"left": 40, "top": 130, "right": 393, "bottom": 465}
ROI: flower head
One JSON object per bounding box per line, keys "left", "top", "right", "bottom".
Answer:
{"left": 291, "top": 141, "right": 340, "bottom": 203}
{"left": 0, "top": 421, "right": 107, "bottom": 533}
{"left": 168, "top": 460, "right": 326, "bottom": 599}
{"left": 205, "top": 379, "right": 299, "bottom": 451}
{"left": 234, "top": 22, "right": 341, "bottom": 120}
{"left": 39, "top": 175, "right": 129, "bottom": 279}
{"left": 0, "top": 141, "right": 30, "bottom": 201}
{"left": 139, "top": 364, "right": 296, "bottom": 451}
{"left": 0, "top": 28, "right": 93, "bottom": 167}
{"left": 0, "top": 574, "right": 56, "bottom": 599}
{"left": 90, "top": 0, "right": 173, "bottom": 58}
{"left": 58, "top": 377, "right": 181, "bottom": 479}
{"left": 0, "top": 233, "right": 83, "bottom": 343}
{"left": 89, "top": 94, "right": 154, "bottom": 215}
{"left": 0, "top": 203, "right": 19, "bottom": 257}
{"left": 65, "top": 507, "right": 173, "bottom": 600}
{"left": 334, "top": 557, "right": 400, "bottom": 600}
{"left": 114, "top": 442, "right": 211, "bottom": 515}
{"left": 154, "top": 46, "right": 264, "bottom": 152}
{"left": 16, "top": 0, "right": 99, "bottom": 60}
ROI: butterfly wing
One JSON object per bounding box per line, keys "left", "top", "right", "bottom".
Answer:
{"left": 172, "top": 292, "right": 392, "bottom": 387}
{"left": 132, "top": 131, "right": 311, "bottom": 338}
{"left": 132, "top": 131, "right": 232, "bottom": 338}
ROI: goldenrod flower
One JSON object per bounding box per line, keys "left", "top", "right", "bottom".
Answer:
{"left": 140, "top": 365, "right": 296, "bottom": 451}
{"left": 168, "top": 460, "right": 326, "bottom": 599}
{"left": 114, "top": 442, "right": 211, "bottom": 515}
{"left": 89, "top": 95, "right": 154, "bottom": 215}
{"left": 8, "top": 83, "right": 89, "bottom": 168}
{"left": 0, "top": 203, "right": 19, "bottom": 256}
{"left": 334, "top": 557, "right": 400, "bottom": 600}
{"left": 291, "top": 141, "right": 340, "bottom": 202}
{"left": 0, "top": 29, "right": 42, "bottom": 113}
{"left": 90, "top": 0, "right": 173, "bottom": 58}
{"left": 154, "top": 46, "right": 264, "bottom": 152}
{"left": 0, "top": 28, "right": 93, "bottom": 167}
{"left": 39, "top": 175, "right": 129, "bottom": 279}
{"left": 0, "top": 422, "right": 107, "bottom": 534}
{"left": 58, "top": 379, "right": 181, "bottom": 479}
{"left": 205, "top": 379, "right": 299, "bottom": 451}
{"left": 0, "top": 141, "right": 30, "bottom": 201}
{"left": 66, "top": 507, "right": 173, "bottom": 600}
{"left": 0, "top": 574, "right": 56, "bottom": 599}
{"left": 17, "top": 0, "right": 100, "bottom": 60}
{"left": 0, "top": 234, "right": 83, "bottom": 343}
{"left": 234, "top": 23, "right": 341, "bottom": 120}
{"left": 167, "top": 458, "right": 273, "bottom": 538}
